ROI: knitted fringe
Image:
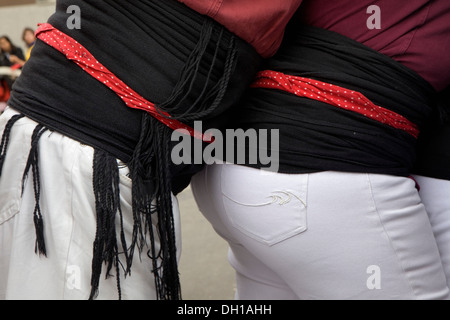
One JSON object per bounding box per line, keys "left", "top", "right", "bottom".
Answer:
{"left": 0, "top": 114, "right": 24, "bottom": 176}
{"left": 21, "top": 124, "right": 49, "bottom": 256}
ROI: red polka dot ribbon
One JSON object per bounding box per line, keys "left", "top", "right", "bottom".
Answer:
{"left": 35, "top": 23, "right": 211, "bottom": 142}
{"left": 251, "top": 70, "right": 419, "bottom": 138}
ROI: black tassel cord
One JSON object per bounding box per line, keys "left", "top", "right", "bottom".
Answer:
{"left": 0, "top": 17, "right": 238, "bottom": 301}
{"left": 0, "top": 116, "right": 48, "bottom": 257}
{"left": 89, "top": 149, "right": 128, "bottom": 300}
{"left": 0, "top": 114, "right": 24, "bottom": 176}
{"left": 88, "top": 18, "right": 237, "bottom": 300}
{"left": 21, "top": 125, "right": 49, "bottom": 256}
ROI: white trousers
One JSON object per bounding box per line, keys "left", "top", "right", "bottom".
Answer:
{"left": 0, "top": 107, "right": 181, "bottom": 300}
{"left": 191, "top": 163, "right": 450, "bottom": 300}
{"left": 413, "top": 175, "right": 450, "bottom": 289}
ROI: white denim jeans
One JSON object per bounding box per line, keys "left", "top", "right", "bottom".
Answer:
{"left": 0, "top": 107, "right": 181, "bottom": 300}
{"left": 413, "top": 175, "right": 450, "bottom": 289}
{"left": 191, "top": 163, "right": 450, "bottom": 300}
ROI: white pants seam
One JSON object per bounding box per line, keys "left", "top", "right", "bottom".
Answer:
{"left": 366, "top": 173, "right": 417, "bottom": 298}
{"left": 62, "top": 141, "right": 78, "bottom": 299}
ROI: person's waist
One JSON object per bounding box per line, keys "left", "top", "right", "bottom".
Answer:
{"left": 227, "top": 24, "right": 439, "bottom": 175}
{"left": 8, "top": 5, "right": 261, "bottom": 163}
{"left": 252, "top": 70, "right": 420, "bottom": 138}
{"left": 262, "top": 23, "right": 437, "bottom": 131}
{"left": 46, "top": 0, "right": 252, "bottom": 105}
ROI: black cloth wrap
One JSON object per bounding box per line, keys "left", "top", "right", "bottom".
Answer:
{"left": 229, "top": 22, "right": 438, "bottom": 177}
{"left": 8, "top": 0, "right": 261, "bottom": 194}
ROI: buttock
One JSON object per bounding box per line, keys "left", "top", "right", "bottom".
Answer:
{"left": 192, "top": 164, "right": 450, "bottom": 300}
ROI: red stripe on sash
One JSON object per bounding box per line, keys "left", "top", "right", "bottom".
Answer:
{"left": 36, "top": 23, "right": 211, "bottom": 142}
{"left": 251, "top": 70, "right": 419, "bottom": 138}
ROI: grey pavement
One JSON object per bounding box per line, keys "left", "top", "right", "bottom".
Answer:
{"left": 177, "top": 186, "right": 236, "bottom": 300}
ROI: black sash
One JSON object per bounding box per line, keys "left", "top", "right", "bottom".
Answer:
{"left": 230, "top": 22, "right": 437, "bottom": 177}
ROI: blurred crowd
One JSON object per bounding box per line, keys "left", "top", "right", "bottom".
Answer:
{"left": 0, "top": 27, "right": 35, "bottom": 113}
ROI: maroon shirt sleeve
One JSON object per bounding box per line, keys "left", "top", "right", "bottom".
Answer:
{"left": 180, "top": 0, "right": 449, "bottom": 91}
{"left": 178, "top": 0, "right": 304, "bottom": 58}
{"left": 297, "top": 0, "right": 450, "bottom": 92}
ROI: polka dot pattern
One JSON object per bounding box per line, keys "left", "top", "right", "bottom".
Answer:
{"left": 251, "top": 70, "right": 419, "bottom": 138}
{"left": 35, "top": 23, "right": 209, "bottom": 142}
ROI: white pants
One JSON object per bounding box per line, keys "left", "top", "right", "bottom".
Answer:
{"left": 191, "top": 164, "right": 450, "bottom": 300}
{"left": 413, "top": 175, "right": 450, "bottom": 289}
{"left": 0, "top": 107, "right": 181, "bottom": 300}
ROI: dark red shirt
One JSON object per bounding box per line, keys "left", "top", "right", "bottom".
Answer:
{"left": 297, "top": 0, "right": 450, "bottom": 92}
{"left": 179, "top": 0, "right": 450, "bottom": 92}
{"left": 178, "top": 0, "right": 303, "bottom": 58}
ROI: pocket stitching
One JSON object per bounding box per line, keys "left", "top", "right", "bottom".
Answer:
{"left": 219, "top": 165, "right": 309, "bottom": 246}
{"left": 220, "top": 165, "right": 309, "bottom": 246}
{"left": 222, "top": 195, "right": 308, "bottom": 246}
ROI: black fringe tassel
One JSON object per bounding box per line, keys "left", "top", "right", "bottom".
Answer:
{"left": 21, "top": 124, "right": 49, "bottom": 256}
{"left": 87, "top": 18, "right": 237, "bottom": 300}
{"left": 88, "top": 114, "right": 182, "bottom": 300}
{"left": 157, "top": 19, "right": 237, "bottom": 122}
{"left": 0, "top": 114, "right": 25, "bottom": 176}
{"left": 128, "top": 114, "right": 181, "bottom": 300}
{"left": 89, "top": 149, "right": 128, "bottom": 300}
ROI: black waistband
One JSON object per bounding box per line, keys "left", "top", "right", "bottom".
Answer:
{"left": 230, "top": 22, "right": 438, "bottom": 176}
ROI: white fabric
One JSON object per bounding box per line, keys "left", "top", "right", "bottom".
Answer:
{"left": 192, "top": 163, "right": 450, "bottom": 300}
{"left": 0, "top": 107, "right": 181, "bottom": 300}
{"left": 413, "top": 175, "right": 450, "bottom": 289}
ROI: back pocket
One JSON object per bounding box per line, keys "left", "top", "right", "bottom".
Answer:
{"left": 221, "top": 165, "right": 308, "bottom": 246}
{"left": 0, "top": 114, "right": 29, "bottom": 225}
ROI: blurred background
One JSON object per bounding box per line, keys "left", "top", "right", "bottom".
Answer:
{"left": 0, "top": 0, "right": 236, "bottom": 300}
{"left": 0, "top": 0, "right": 55, "bottom": 54}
